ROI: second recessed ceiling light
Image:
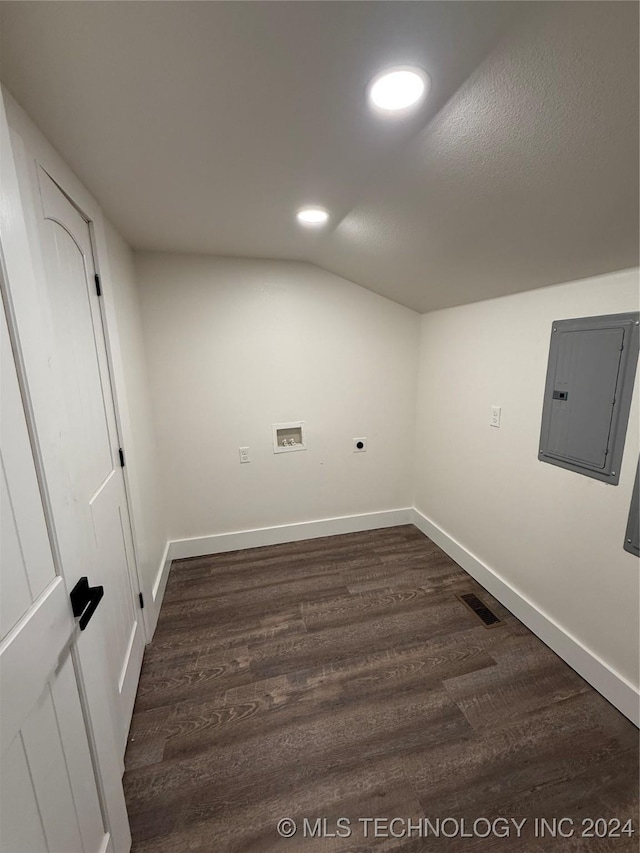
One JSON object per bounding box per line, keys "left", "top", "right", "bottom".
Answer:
{"left": 297, "top": 207, "right": 329, "bottom": 226}
{"left": 368, "top": 66, "right": 429, "bottom": 113}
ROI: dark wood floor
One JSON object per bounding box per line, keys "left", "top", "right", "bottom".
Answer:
{"left": 123, "top": 525, "right": 639, "bottom": 852}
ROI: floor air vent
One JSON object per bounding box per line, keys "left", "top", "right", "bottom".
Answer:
{"left": 457, "top": 592, "right": 502, "bottom": 628}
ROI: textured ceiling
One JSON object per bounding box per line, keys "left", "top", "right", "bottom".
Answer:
{"left": 1, "top": 1, "right": 638, "bottom": 312}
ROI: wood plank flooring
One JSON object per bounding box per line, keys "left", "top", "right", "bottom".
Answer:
{"left": 124, "top": 525, "right": 639, "bottom": 852}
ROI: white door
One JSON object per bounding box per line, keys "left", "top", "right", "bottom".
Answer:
{"left": 1, "top": 96, "right": 133, "bottom": 851}
{"left": 0, "top": 287, "right": 109, "bottom": 853}
{"left": 29, "top": 165, "right": 146, "bottom": 753}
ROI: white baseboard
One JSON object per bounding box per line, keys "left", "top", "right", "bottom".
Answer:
{"left": 411, "top": 508, "right": 639, "bottom": 727}
{"left": 145, "top": 540, "right": 172, "bottom": 640}
{"left": 167, "top": 508, "right": 412, "bottom": 561}
{"left": 152, "top": 539, "right": 172, "bottom": 602}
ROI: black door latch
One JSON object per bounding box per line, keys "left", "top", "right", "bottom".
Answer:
{"left": 70, "top": 577, "right": 104, "bottom": 631}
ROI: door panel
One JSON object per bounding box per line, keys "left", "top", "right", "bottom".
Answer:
{"left": 90, "top": 469, "right": 141, "bottom": 721}
{"left": 49, "top": 220, "right": 115, "bottom": 485}
{"left": 1, "top": 735, "right": 48, "bottom": 853}
{"left": 20, "top": 679, "right": 89, "bottom": 853}
{"left": 0, "top": 289, "right": 108, "bottom": 853}
{"left": 36, "top": 166, "right": 144, "bottom": 750}
{"left": 0, "top": 287, "right": 58, "bottom": 640}
{"left": 0, "top": 466, "right": 32, "bottom": 636}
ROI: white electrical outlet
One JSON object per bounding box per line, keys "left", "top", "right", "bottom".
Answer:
{"left": 490, "top": 406, "right": 501, "bottom": 428}
{"left": 239, "top": 447, "right": 250, "bottom": 463}
{"left": 353, "top": 437, "right": 367, "bottom": 452}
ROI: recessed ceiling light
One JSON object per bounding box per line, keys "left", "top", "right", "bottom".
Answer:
{"left": 297, "top": 207, "right": 329, "bottom": 226}
{"left": 368, "top": 66, "right": 429, "bottom": 113}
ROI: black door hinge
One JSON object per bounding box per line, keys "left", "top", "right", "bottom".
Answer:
{"left": 139, "top": 592, "right": 145, "bottom": 609}
{"left": 95, "top": 274, "right": 102, "bottom": 296}
{"left": 118, "top": 447, "right": 125, "bottom": 467}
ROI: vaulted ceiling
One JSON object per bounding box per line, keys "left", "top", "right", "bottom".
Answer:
{"left": 1, "top": 1, "right": 638, "bottom": 312}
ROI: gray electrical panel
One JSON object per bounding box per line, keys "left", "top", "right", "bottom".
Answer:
{"left": 538, "top": 312, "right": 639, "bottom": 484}
{"left": 624, "top": 460, "right": 639, "bottom": 556}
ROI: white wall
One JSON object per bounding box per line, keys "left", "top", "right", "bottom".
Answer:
{"left": 102, "top": 223, "right": 167, "bottom": 631}
{"left": 135, "top": 253, "right": 420, "bottom": 541}
{"left": 414, "top": 268, "right": 640, "bottom": 690}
